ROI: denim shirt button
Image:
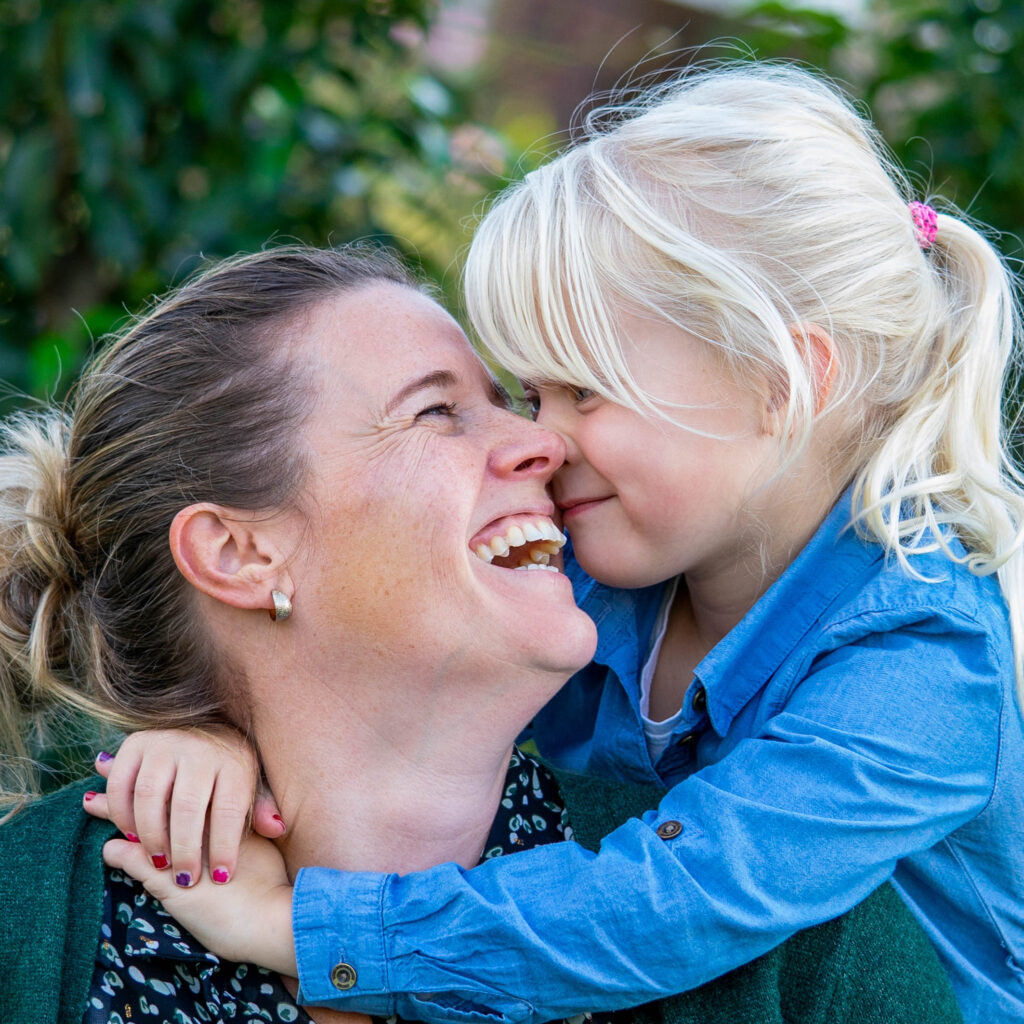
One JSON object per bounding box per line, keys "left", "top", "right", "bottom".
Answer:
{"left": 331, "top": 962, "right": 358, "bottom": 990}
{"left": 656, "top": 820, "right": 684, "bottom": 839}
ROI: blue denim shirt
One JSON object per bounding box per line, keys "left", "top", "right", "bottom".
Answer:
{"left": 293, "top": 494, "right": 1024, "bottom": 1024}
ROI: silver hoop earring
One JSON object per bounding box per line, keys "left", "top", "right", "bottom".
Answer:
{"left": 269, "top": 590, "right": 292, "bottom": 622}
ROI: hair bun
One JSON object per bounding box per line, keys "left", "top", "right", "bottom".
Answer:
{"left": 0, "top": 411, "right": 82, "bottom": 678}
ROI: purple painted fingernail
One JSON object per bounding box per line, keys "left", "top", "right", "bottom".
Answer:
{"left": 212, "top": 867, "right": 230, "bottom": 884}
{"left": 124, "top": 832, "right": 140, "bottom": 843}
{"left": 175, "top": 872, "right": 192, "bottom": 888}
{"left": 96, "top": 751, "right": 113, "bottom": 763}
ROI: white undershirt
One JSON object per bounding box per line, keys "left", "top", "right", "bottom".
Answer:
{"left": 638, "top": 577, "right": 686, "bottom": 762}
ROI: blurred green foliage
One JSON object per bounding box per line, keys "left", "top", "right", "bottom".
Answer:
{"left": 742, "top": 0, "right": 1024, "bottom": 261}
{"left": 0, "top": 0, "right": 509, "bottom": 399}
{"left": 3, "top": 0, "right": 1024, "bottom": 406}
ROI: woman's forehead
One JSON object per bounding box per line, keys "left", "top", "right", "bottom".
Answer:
{"left": 299, "top": 285, "right": 487, "bottom": 406}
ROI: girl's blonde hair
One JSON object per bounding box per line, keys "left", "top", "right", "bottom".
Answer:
{"left": 0, "top": 244, "right": 415, "bottom": 813}
{"left": 465, "top": 61, "right": 1024, "bottom": 698}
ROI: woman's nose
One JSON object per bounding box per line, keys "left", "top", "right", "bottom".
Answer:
{"left": 489, "top": 412, "right": 566, "bottom": 481}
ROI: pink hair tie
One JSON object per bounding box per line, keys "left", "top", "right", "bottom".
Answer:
{"left": 909, "top": 200, "right": 938, "bottom": 249}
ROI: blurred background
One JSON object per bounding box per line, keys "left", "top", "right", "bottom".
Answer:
{"left": 1, "top": 0, "right": 1021, "bottom": 401}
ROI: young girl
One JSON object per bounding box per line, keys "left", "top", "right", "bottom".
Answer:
{"left": 96, "top": 62, "right": 1024, "bottom": 1022}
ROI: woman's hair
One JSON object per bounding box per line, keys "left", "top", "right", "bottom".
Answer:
{"left": 0, "top": 243, "right": 416, "bottom": 809}
{"left": 465, "top": 61, "right": 1024, "bottom": 697}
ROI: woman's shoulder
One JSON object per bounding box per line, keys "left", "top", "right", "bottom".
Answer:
{"left": 0, "top": 778, "right": 115, "bottom": 1024}
{"left": 1, "top": 776, "right": 108, "bottom": 846}
{"left": 1, "top": 776, "right": 113, "bottom": 905}
{"left": 652, "top": 885, "right": 963, "bottom": 1024}
{"left": 772, "top": 884, "right": 963, "bottom": 1023}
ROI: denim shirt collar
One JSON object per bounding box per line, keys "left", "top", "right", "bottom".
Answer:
{"left": 568, "top": 488, "right": 883, "bottom": 734}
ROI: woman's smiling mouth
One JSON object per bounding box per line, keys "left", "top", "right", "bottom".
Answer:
{"left": 471, "top": 516, "right": 566, "bottom": 572}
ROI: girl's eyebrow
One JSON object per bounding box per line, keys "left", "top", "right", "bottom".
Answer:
{"left": 385, "top": 370, "right": 459, "bottom": 414}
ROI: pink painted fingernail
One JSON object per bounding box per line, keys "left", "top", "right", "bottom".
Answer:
{"left": 152, "top": 854, "right": 168, "bottom": 869}
{"left": 212, "top": 867, "right": 230, "bottom": 884}
{"left": 83, "top": 791, "right": 97, "bottom": 802}
{"left": 96, "top": 751, "right": 113, "bottom": 763}
{"left": 124, "top": 832, "right": 140, "bottom": 843}
{"left": 175, "top": 871, "right": 192, "bottom": 888}
{"left": 273, "top": 814, "right": 287, "bottom": 834}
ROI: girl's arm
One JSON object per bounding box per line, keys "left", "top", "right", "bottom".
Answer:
{"left": 288, "top": 620, "right": 1000, "bottom": 1024}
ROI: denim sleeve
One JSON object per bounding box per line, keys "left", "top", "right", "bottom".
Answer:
{"left": 294, "top": 616, "right": 1002, "bottom": 1024}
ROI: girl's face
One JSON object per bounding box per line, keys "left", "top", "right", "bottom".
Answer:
{"left": 528, "top": 310, "right": 781, "bottom": 591}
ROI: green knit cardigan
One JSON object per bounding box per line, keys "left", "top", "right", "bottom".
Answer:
{"left": 0, "top": 773, "right": 962, "bottom": 1024}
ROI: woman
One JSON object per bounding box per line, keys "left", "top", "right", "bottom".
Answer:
{"left": 0, "top": 244, "right": 960, "bottom": 1024}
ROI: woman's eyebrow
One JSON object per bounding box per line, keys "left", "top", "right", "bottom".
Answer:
{"left": 385, "top": 370, "right": 459, "bottom": 414}
{"left": 490, "top": 378, "right": 513, "bottom": 408}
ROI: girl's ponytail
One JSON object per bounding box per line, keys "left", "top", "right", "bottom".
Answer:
{"left": 854, "top": 210, "right": 1024, "bottom": 696}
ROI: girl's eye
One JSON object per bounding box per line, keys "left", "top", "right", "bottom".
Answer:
{"left": 520, "top": 388, "right": 541, "bottom": 420}
{"left": 569, "top": 386, "right": 595, "bottom": 404}
{"left": 416, "top": 402, "right": 457, "bottom": 419}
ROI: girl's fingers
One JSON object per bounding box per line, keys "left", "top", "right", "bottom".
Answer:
{"left": 82, "top": 789, "right": 117, "bottom": 825}
{"left": 101, "top": 742, "right": 144, "bottom": 840}
{"left": 167, "top": 758, "right": 216, "bottom": 888}
{"left": 131, "top": 755, "right": 176, "bottom": 871}
{"left": 206, "top": 763, "right": 257, "bottom": 883}
{"left": 103, "top": 838, "right": 178, "bottom": 904}
{"left": 251, "top": 785, "right": 287, "bottom": 839}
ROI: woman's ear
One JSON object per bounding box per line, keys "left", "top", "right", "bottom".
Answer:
{"left": 169, "top": 503, "right": 293, "bottom": 613}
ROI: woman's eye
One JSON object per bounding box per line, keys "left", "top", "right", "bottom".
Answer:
{"left": 416, "top": 402, "right": 457, "bottom": 419}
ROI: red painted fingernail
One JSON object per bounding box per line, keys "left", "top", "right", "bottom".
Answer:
{"left": 152, "top": 854, "right": 168, "bottom": 869}
{"left": 273, "top": 814, "right": 287, "bottom": 834}
{"left": 212, "top": 867, "right": 230, "bottom": 884}
{"left": 96, "top": 751, "right": 113, "bottom": 763}
{"left": 124, "top": 832, "right": 140, "bottom": 843}
{"left": 83, "top": 791, "right": 97, "bottom": 802}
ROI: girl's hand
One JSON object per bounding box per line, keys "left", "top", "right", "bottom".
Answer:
{"left": 103, "top": 830, "right": 298, "bottom": 976}
{"left": 83, "top": 726, "right": 285, "bottom": 886}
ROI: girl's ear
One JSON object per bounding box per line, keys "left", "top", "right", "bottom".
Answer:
{"left": 169, "top": 503, "right": 293, "bottom": 613}
{"left": 792, "top": 322, "right": 837, "bottom": 415}
{"left": 762, "top": 323, "right": 838, "bottom": 434}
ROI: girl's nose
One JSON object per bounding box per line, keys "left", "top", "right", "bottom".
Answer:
{"left": 534, "top": 401, "right": 581, "bottom": 464}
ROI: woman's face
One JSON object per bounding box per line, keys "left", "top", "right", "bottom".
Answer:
{"left": 287, "top": 283, "right": 597, "bottom": 684}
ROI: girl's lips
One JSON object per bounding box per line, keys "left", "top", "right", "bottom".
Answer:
{"left": 559, "top": 496, "right": 612, "bottom": 519}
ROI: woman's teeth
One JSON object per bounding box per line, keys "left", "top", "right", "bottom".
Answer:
{"left": 473, "top": 519, "right": 566, "bottom": 570}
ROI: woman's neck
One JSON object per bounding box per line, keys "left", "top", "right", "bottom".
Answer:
{"left": 248, "top": 659, "right": 553, "bottom": 881}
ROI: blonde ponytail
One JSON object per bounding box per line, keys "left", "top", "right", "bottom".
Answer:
{"left": 853, "top": 211, "right": 1024, "bottom": 697}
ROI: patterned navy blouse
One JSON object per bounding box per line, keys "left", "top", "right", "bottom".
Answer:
{"left": 85, "top": 750, "right": 617, "bottom": 1024}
